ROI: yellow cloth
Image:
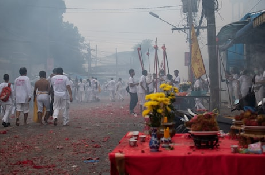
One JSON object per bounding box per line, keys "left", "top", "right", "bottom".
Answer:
{"left": 33, "top": 98, "right": 46, "bottom": 123}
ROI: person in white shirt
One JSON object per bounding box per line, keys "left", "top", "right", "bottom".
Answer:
{"left": 139, "top": 70, "right": 149, "bottom": 114}
{"left": 156, "top": 70, "right": 167, "bottom": 92}
{"left": 0, "top": 74, "right": 14, "bottom": 127}
{"left": 172, "top": 70, "right": 180, "bottom": 88}
{"left": 106, "top": 78, "right": 116, "bottom": 102}
{"left": 51, "top": 67, "right": 73, "bottom": 126}
{"left": 78, "top": 79, "right": 85, "bottom": 103}
{"left": 253, "top": 67, "right": 264, "bottom": 104}
{"left": 14, "top": 67, "right": 32, "bottom": 126}
{"left": 238, "top": 70, "right": 252, "bottom": 98}
{"left": 128, "top": 69, "right": 139, "bottom": 115}
{"left": 116, "top": 78, "right": 124, "bottom": 101}
{"left": 194, "top": 77, "right": 206, "bottom": 110}
{"left": 146, "top": 73, "right": 154, "bottom": 94}
{"left": 85, "top": 79, "right": 92, "bottom": 102}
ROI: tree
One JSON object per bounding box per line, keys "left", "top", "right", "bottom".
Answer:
{"left": 0, "top": 0, "right": 86, "bottom": 76}
{"left": 132, "top": 39, "right": 154, "bottom": 71}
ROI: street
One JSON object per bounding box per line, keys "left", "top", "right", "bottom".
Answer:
{"left": 0, "top": 97, "right": 143, "bottom": 174}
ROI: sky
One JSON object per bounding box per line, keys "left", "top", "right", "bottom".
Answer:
{"left": 63, "top": 0, "right": 234, "bottom": 80}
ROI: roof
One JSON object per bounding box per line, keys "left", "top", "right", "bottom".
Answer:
{"left": 217, "top": 11, "right": 265, "bottom": 50}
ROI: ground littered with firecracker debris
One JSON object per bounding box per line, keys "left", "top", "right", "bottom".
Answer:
{"left": 0, "top": 97, "right": 143, "bottom": 174}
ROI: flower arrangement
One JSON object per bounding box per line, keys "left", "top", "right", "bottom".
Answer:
{"left": 142, "top": 83, "right": 179, "bottom": 127}
{"left": 179, "top": 81, "right": 192, "bottom": 92}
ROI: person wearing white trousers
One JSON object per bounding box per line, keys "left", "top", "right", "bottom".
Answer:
{"left": 51, "top": 68, "right": 73, "bottom": 126}
{"left": 116, "top": 78, "right": 124, "bottom": 101}
{"left": 85, "top": 79, "right": 92, "bottom": 102}
{"left": 0, "top": 74, "right": 14, "bottom": 127}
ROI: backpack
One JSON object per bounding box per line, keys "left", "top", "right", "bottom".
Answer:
{"left": 0, "top": 83, "right": 11, "bottom": 102}
{"left": 126, "top": 86, "right": 130, "bottom": 93}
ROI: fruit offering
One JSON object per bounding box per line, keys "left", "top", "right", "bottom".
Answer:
{"left": 185, "top": 113, "right": 219, "bottom": 131}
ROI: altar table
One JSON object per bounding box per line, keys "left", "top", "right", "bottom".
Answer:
{"left": 109, "top": 132, "right": 265, "bottom": 175}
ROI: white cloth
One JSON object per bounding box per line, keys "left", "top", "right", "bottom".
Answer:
{"left": 254, "top": 74, "right": 264, "bottom": 104}
{"left": 138, "top": 93, "right": 146, "bottom": 105}
{"left": 238, "top": 75, "right": 252, "bottom": 97}
{"left": 173, "top": 76, "right": 180, "bottom": 88}
{"left": 14, "top": 76, "right": 32, "bottom": 103}
{"left": 0, "top": 82, "right": 14, "bottom": 104}
{"left": 78, "top": 82, "right": 85, "bottom": 92}
{"left": 139, "top": 75, "right": 147, "bottom": 93}
{"left": 37, "top": 94, "right": 50, "bottom": 112}
{"left": 128, "top": 77, "right": 137, "bottom": 93}
{"left": 148, "top": 82, "right": 154, "bottom": 93}
{"left": 16, "top": 103, "right": 29, "bottom": 113}
{"left": 1, "top": 104, "right": 12, "bottom": 123}
{"left": 53, "top": 96, "right": 69, "bottom": 125}
{"left": 194, "top": 79, "right": 203, "bottom": 89}
{"left": 51, "top": 75, "right": 70, "bottom": 99}
{"left": 107, "top": 80, "right": 116, "bottom": 91}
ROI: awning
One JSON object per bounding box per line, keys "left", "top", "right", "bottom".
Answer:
{"left": 218, "top": 11, "right": 265, "bottom": 51}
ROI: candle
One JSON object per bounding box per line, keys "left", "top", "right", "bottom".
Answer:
{"left": 164, "top": 117, "right": 168, "bottom": 123}
{"left": 164, "top": 127, "right": 170, "bottom": 138}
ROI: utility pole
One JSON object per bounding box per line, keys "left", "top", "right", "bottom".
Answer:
{"left": 203, "top": 0, "right": 219, "bottom": 110}
{"left": 95, "top": 45, "right": 97, "bottom": 75}
{"left": 87, "top": 43, "right": 91, "bottom": 77}
{"left": 116, "top": 48, "right": 118, "bottom": 79}
{"left": 187, "top": 0, "right": 193, "bottom": 82}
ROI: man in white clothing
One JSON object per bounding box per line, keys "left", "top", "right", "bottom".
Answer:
{"left": 0, "top": 74, "right": 14, "bottom": 127}
{"left": 172, "top": 70, "right": 180, "bottom": 88}
{"left": 139, "top": 70, "right": 149, "bottom": 114}
{"left": 106, "top": 78, "right": 116, "bottom": 102}
{"left": 14, "top": 67, "right": 32, "bottom": 126}
{"left": 51, "top": 67, "right": 73, "bottom": 126}
{"left": 128, "top": 69, "right": 139, "bottom": 115}
{"left": 116, "top": 78, "right": 124, "bottom": 101}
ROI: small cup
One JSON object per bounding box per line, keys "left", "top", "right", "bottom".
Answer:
{"left": 139, "top": 135, "right": 146, "bottom": 142}
{"left": 231, "top": 145, "right": 238, "bottom": 153}
{"left": 132, "top": 131, "right": 139, "bottom": 140}
{"left": 129, "top": 139, "right": 137, "bottom": 147}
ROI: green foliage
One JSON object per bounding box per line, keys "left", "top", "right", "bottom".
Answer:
{"left": 0, "top": 0, "right": 85, "bottom": 73}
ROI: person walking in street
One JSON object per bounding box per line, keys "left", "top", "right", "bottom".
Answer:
{"left": 139, "top": 70, "right": 149, "bottom": 115}
{"left": 253, "top": 67, "right": 264, "bottom": 104}
{"left": 85, "top": 79, "right": 92, "bottom": 102}
{"left": 14, "top": 67, "right": 32, "bottom": 126}
{"left": 106, "top": 78, "right": 116, "bottom": 102}
{"left": 78, "top": 79, "right": 85, "bottom": 103}
{"left": 0, "top": 74, "right": 14, "bottom": 127}
{"left": 51, "top": 68, "right": 73, "bottom": 126}
{"left": 116, "top": 78, "right": 124, "bottom": 101}
{"left": 128, "top": 69, "right": 139, "bottom": 115}
{"left": 34, "top": 71, "right": 51, "bottom": 125}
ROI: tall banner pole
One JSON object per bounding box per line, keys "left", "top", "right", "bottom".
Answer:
{"left": 146, "top": 49, "right": 150, "bottom": 73}
{"left": 154, "top": 38, "right": 158, "bottom": 92}
{"left": 137, "top": 45, "right": 144, "bottom": 71}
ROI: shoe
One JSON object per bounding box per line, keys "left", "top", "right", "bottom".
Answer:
{"left": 7, "top": 123, "right": 10, "bottom": 127}
{"left": 2, "top": 122, "right": 7, "bottom": 127}
{"left": 16, "top": 118, "right": 19, "bottom": 126}
{"left": 54, "top": 118, "right": 58, "bottom": 126}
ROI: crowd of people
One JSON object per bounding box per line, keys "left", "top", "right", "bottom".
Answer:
{"left": 0, "top": 67, "right": 73, "bottom": 127}
{"left": 127, "top": 69, "right": 180, "bottom": 116}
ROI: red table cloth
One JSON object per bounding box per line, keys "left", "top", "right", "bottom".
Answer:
{"left": 109, "top": 132, "right": 265, "bottom": 175}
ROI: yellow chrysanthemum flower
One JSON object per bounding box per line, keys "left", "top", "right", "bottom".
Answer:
{"left": 142, "top": 110, "right": 150, "bottom": 116}
{"left": 159, "top": 84, "right": 167, "bottom": 89}
{"left": 166, "top": 106, "right": 171, "bottom": 112}
{"left": 157, "top": 109, "right": 163, "bottom": 114}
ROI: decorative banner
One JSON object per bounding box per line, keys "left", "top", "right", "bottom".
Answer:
{"left": 146, "top": 49, "right": 150, "bottom": 72}
{"left": 191, "top": 25, "right": 206, "bottom": 79}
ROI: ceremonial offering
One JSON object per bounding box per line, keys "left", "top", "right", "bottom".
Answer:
{"left": 179, "top": 81, "right": 191, "bottom": 92}
{"left": 186, "top": 112, "right": 220, "bottom": 148}
{"left": 132, "top": 131, "right": 139, "bottom": 140}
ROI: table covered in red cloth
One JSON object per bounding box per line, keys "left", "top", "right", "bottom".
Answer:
{"left": 109, "top": 132, "right": 265, "bottom": 175}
